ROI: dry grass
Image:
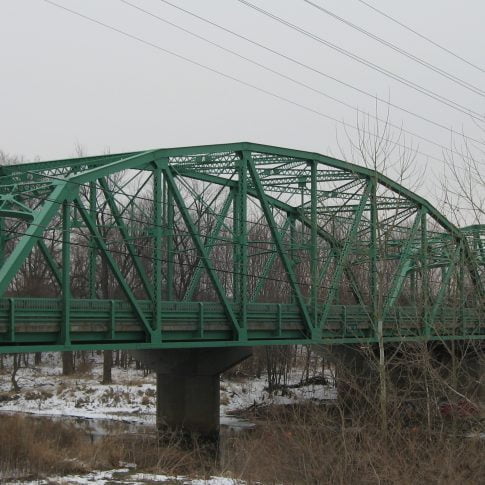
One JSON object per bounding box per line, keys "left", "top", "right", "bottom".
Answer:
{"left": 0, "top": 401, "right": 483, "bottom": 483}
{"left": 0, "top": 415, "right": 91, "bottom": 480}
{"left": 0, "top": 414, "right": 217, "bottom": 481}
{"left": 224, "top": 404, "right": 484, "bottom": 484}
{"left": 0, "top": 343, "right": 482, "bottom": 483}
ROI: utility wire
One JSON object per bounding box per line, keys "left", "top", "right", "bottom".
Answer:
{"left": 6, "top": 176, "right": 375, "bottom": 263}
{"left": 11, "top": 157, "right": 462, "bottom": 240}
{"left": 304, "top": 0, "right": 485, "bottom": 96}
{"left": 2, "top": 209, "right": 461, "bottom": 295}
{"left": 2, "top": 170, "right": 473, "bottom": 291}
{"left": 2, "top": 163, "right": 471, "bottom": 288}
{"left": 5, "top": 168, "right": 312, "bottom": 252}
{"left": 236, "top": 0, "right": 485, "bottom": 121}
{"left": 2, "top": 170, "right": 441, "bottom": 291}
{"left": 39, "top": 0, "right": 485, "bottom": 235}
{"left": 2, "top": 190, "right": 305, "bottom": 285}
{"left": 356, "top": 0, "right": 485, "bottom": 75}
{"left": 155, "top": 0, "right": 485, "bottom": 149}
{"left": 41, "top": 0, "right": 484, "bottom": 175}
{"left": 2, "top": 213, "right": 365, "bottom": 296}
{"left": 118, "top": 0, "right": 478, "bottom": 164}
{"left": 41, "top": 0, "right": 445, "bottom": 166}
{"left": 3, "top": 5, "right": 476, "bottom": 299}
{"left": 16, "top": 162, "right": 317, "bottom": 234}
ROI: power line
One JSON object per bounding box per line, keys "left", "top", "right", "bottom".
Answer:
{"left": 3, "top": 225, "right": 311, "bottom": 293}
{"left": 2, "top": 206, "right": 367, "bottom": 297}
{"left": 14, "top": 152, "right": 476, "bottom": 240}
{"left": 10, "top": 163, "right": 329, "bottom": 251}
{"left": 42, "top": 0, "right": 471, "bottom": 171}
{"left": 303, "top": 0, "right": 485, "bottom": 97}
{"left": 236, "top": 0, "right": 485, "bottom": 121}
{"left": 356, "top": 0, "right": 485, "bottom": 75}
{"left": 3, "top": 206, "right": 462, "bottom": 297}
{"left": 2, "top": 169, "right": 474, "bottom": 293}
{"left": 155, "top": 0, "right": 485, "bottom": 149}
{"left": 17, "top": 161, "right": 309, "bottom": 233}
{"left": 2, "top": 192, "right": 306, "bottom": 290}
{"left": 3, "top": 165, "right": 446, "bottom": 293}
{"left": 117, "top": 0, "right": 478, "bottom": 164}
{"left": 4, "top": 160, "right": 474, "bottom": 278}
{"left": 15, "top": 164, "right": 381, "bottom": 255}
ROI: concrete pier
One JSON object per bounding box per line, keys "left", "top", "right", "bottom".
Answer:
{"left": 133, "top": 348, "right": 252, "bottom": 443}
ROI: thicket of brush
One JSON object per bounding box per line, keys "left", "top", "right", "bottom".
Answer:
{"left": 0, "top": 403, "right": 482, "bottom": 484}
{"left": 0, "top": 343, "right": 483, "bottom": 483}
{"left": 223, "top": 342, "right": 484, "bottom": 484}
{"left": 224, "top": 405, "right": 483, "bottom": 484}
{"left": 0, "top": 415, "right": 215, "bottom": 481}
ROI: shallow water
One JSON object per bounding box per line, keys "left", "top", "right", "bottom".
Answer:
{"left": 0, "top": 410, "right": 254, "bottom": 483}
{"left": 0, "top": 409, "right": 254, "bottom": 441}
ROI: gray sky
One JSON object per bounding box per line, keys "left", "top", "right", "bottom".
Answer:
{"left": 1, "top": 0, "right": 484, "bottom": 213}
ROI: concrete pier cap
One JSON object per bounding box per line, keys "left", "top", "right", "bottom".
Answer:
{"left": 132, "top": 347, "right": 252, "bottom": 443}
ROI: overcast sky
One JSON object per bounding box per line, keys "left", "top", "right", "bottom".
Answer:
{"left": 1, "top": 0, "right": 484, "bottom": 212}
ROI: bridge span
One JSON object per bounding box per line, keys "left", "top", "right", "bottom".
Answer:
{"left": 0, "top": 142, "right": 483, "bottom": 440}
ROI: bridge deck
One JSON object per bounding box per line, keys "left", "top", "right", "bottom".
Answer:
{"left": 0, "top": 298, "right": 482, "bottom": 353}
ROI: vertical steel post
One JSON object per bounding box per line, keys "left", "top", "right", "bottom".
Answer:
{"left": 61, "top": 200, "right": 71, "bottom": 345}
{"left": 166, "top": 179, "right": 174, "bottom": 301}
{"left": 289, "top": 213, "right": 297, "bottom": 305}
{"left": 153, "top": 162, "right": 163, "bottom": 339}
{"left": 0, "top": 217, "right": 4, "bottom": 268}
{"left": 88, "top": 180, "right": 96, "bottom": 299}
{"left": 234, "top": 152, "right": 248, "bottom": 334}
{"left": 311, "top": 160, "right": 318, "bottom": 325}
{"left": 420, "top": 210, "right": 430, "bottom": 337}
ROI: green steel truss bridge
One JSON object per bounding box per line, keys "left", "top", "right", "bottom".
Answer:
{"left": 0, "top": 142, "right": 483, "bottom": 354}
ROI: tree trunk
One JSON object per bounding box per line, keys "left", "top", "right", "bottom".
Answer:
{"left": 100, "top": 254, "right": 113, "bottom": 384}
{"left": 62, "top": 351, "right": 74, "bottom": 375}
{"left": 11, "top": 354, "right": 20, "bottom": 391}
{"left": 378, "top": 319, "right": 388, "bottom": 435}
{"left": 102, "top": 350, "right": 113, "bottom": 384}
{"left": 34, "top": 352, "right": 42, "bottom": 366}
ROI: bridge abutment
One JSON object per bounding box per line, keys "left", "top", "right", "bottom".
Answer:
{"left": 322, "top": 343, "right": 484, "bottom": 413}
{"left": 132, "top": 347, "right": 252, "bottom": 444}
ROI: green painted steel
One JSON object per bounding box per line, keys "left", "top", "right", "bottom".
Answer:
{"left": 0, "top": 142, "right": 482, "bottom": 353}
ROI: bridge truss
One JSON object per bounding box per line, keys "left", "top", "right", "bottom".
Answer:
{"left": 0, "top": 142, "right": 483, "bottom": 353}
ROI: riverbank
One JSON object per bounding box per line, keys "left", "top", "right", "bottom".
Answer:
{"left": 0, "top": 352, "right": 482, "bottom": 484}
{"left": 0, "top": 353, "right": 335, "bottom": 484}
{"left": 0, "top": 352, "right": 335, "bottom": 426}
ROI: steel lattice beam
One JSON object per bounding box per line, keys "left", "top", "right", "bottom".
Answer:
{"left": 0, "top": 142, "right": 482, "bottom": 353}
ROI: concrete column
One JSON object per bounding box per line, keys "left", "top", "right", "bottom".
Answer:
{"left": 132, "top": 347, "right": 251, "bottom": 443}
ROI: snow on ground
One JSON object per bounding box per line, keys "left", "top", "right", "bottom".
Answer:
{"left": 0, "top": 352, "right": 335, "bottom": 483}
{"left": 17, "top": 469, "right": 244, "bottom": 485}
{"left": 220, "top": 373, "right": 336, "bottom": 417}
{"left": 0, "top": 353, "right": 336, "bottom": 426}
{"left": 0, "top": 354, "right": 157, "bottom": 425}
